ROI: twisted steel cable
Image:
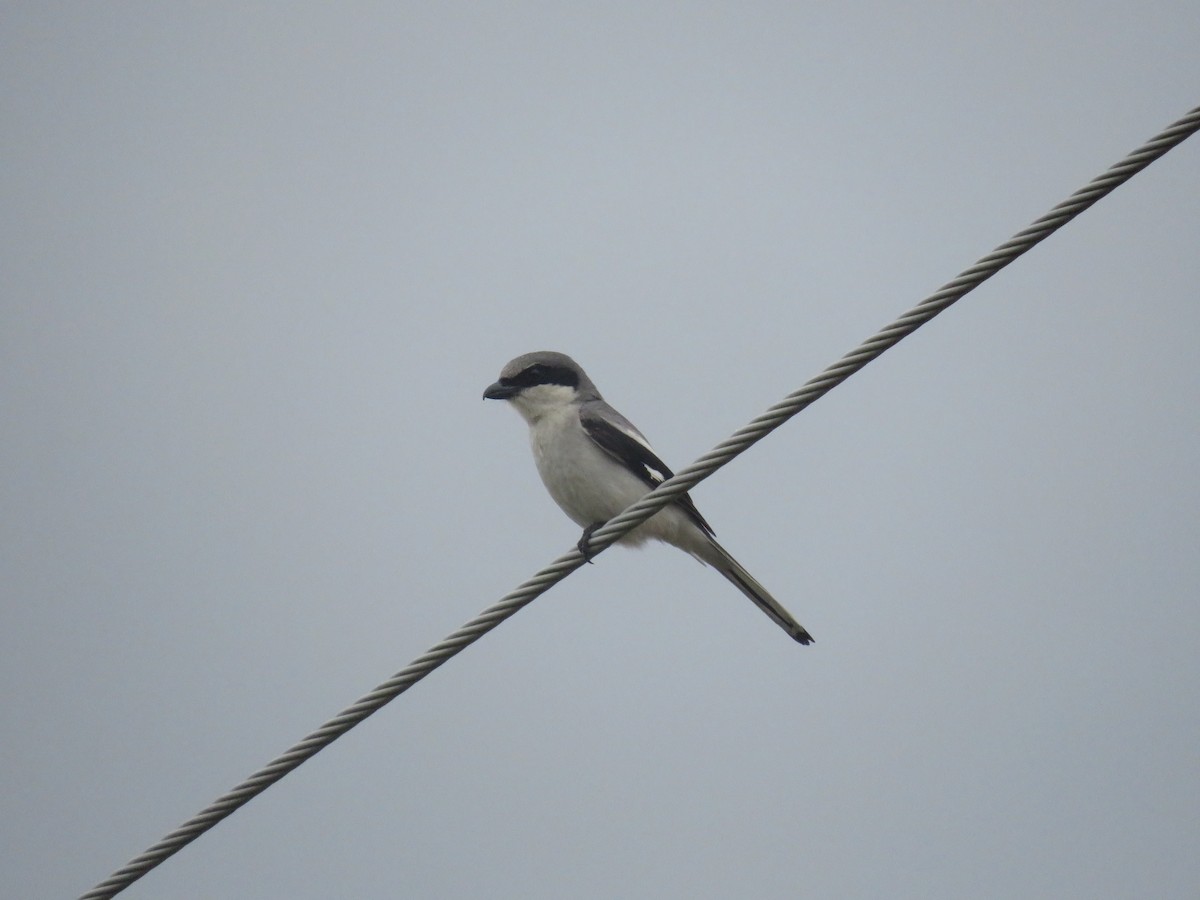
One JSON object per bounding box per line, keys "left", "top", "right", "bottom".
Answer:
{"left": 80, "top": 104, "right": 1200, "bottom": 899}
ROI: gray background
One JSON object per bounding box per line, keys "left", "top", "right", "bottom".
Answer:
{"left": 4, "top": 5, "right": 1198, "bottom": 898}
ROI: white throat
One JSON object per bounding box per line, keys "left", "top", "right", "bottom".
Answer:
{"left": 508, "top": 383, "right": 578, "bottom": 426}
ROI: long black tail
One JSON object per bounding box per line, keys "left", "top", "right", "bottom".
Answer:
{"left": 702, "top": 539, "right": 813, "bottom": 645}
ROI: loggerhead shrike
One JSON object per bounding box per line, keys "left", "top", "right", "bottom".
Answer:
{"left": 484, "top": 351, "right": 813, "bottom": 645}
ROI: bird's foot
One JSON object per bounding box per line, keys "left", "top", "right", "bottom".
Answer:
{"left": 577, "top": 522, "right": 605, "bottom": 563}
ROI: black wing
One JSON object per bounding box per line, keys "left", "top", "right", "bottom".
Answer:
{"left": 580, "top": 406, "right": 715, "bottom": 537}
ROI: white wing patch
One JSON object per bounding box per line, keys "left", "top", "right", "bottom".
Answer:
{"left": 640, "top": 462, "right": 666, "bottom": 484}
{"left": 610, "top": 420, "right": 666, "bottom": 484}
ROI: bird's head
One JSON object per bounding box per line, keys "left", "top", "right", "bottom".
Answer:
{"left": 483, "top": 351, "right": 594, "bottom": 424}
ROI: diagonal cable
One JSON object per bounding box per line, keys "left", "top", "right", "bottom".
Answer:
{"left": 80, "top": 104, "right": 1200, "bottom": 899}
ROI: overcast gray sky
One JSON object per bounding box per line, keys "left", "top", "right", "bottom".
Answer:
{"left": 3, "top": 5, "right": 1198, "bottom": 899}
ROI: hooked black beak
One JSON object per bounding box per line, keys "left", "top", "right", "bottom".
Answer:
{"left": 483, "top": 381, "right": 518, "bottom": 400}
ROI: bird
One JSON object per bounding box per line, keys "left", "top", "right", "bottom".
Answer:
{"left": 483, "top": 350, "right": 813, "bottom": 645}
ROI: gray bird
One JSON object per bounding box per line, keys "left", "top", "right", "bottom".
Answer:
{"left": 484, "top": 351, "right": 812, "bottom": 645}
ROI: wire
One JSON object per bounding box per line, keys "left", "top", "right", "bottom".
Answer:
{"left": 79, "top": 104, "right": 1200, "bottom": 899}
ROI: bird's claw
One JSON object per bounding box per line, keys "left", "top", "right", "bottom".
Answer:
{"left": 577, "top": 522, "right": 604, "bottom": 563}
